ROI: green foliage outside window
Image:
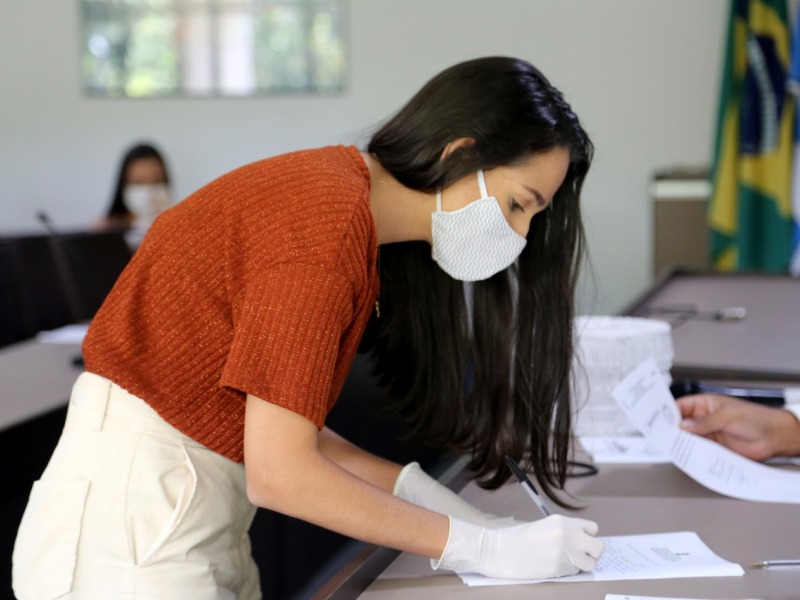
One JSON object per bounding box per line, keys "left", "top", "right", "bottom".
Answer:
{"left": 80, "top": 0, "right": 347, "bottom": 97}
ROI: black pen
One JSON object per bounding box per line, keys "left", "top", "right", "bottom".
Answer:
{"left": 504, "top": 455, "right": 552, "bottom": 517}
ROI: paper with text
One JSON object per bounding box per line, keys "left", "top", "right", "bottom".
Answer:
{"left": 611, "top": 359, "right": 800, "bottom": 504}
{"left": 36, "top": 323, "right": 89, "bottom": 344}
{"left": 578, "top": 435, "right": 670, "bottom": 463}
{"left": 458, "top": 531, "right": 743, "bottom": 586}
{"left": 605, "top": 596, "right": 759, "bottom": 600}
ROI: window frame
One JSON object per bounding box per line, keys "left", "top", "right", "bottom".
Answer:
{"left": 79, "top": 0, "right": 349, "bottom": 98}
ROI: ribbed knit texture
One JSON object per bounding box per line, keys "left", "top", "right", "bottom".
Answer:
{"left": 83, "top": 146, "right": 378, "bottom": 463}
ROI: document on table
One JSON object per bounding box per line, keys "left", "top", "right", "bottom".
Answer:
{"left": 578, "top": 435, "right": 670, "bottom": 463}
{"left": 36, "top": 323, "right": 89, "bottom": 344}
{"left": 458, "top": 531, "right": 743, "bottom": 586}
{"left": 611, "top": 358, "right": 800, "bottom": 504}
{"left": 605, "top": 596, "right": 759, "bottom": 600}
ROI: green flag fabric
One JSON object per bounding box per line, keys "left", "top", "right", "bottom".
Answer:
{"left": 709, "top": 0, "right": 795, "bottom": 271}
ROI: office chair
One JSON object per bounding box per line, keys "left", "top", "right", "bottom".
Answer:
{"left": 48, "top": 230, "right": 133, "bottom": 323}
{"left": 0, "top": 242, "right": 28, "bottom": 347}
{"left": 0, "top": 234, "right": 74, "bottom": 344}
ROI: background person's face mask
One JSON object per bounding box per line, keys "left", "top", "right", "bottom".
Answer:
{"left": 431, "top": 170, "right": 527, "bottom": 281}
{"left": 124, "top": 184, "right": 171, "bottom": 222}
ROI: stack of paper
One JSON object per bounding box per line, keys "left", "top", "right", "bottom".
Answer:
{"left": 578, "top": 435, "right": 670, "bottom": 464}
{"left": 604, "top": 596, "right": 759, "bottom": 600}
{"left": 458, "top": 531, "right": 743, "bottom": 586}
{"left": 36, "top": 324, "right": 89, "bottom": 344}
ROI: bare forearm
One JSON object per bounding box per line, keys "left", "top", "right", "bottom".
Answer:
{"left": 244, "top": 395, "right": 447, "bottom": 559}
{"left": 248, "top": 448, "right": 448, "bottom": 559}
{"left": 243, "top": 398, "right": 604, "bottom": 580}
{"left": 318, "top": 427, "right": 403, "bottom": 493}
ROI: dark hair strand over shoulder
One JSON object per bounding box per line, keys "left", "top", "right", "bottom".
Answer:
{"left": 365, "top": 57, "right": 593, "bottom": 506}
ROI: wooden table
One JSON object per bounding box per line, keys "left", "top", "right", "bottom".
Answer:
{"left": 345, "top": 462, "right": 800, "bottom": 599}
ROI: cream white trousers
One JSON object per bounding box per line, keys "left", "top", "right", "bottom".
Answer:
{"left": 12, "top": 372, "right": 261, "bottom": 599}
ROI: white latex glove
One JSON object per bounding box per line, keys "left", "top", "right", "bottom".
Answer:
{"left": 433, "top": 515, "right": 604, "bottom": 579}
{"left": 393, "top": 462, "right": 519, "bottom": 528}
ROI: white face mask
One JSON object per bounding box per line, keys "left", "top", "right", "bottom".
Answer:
{"left": 431, "top": 170, "right": 527, "bottom": 281}
{"left": 123, "top": 184, "right": 171, "bottom": 221}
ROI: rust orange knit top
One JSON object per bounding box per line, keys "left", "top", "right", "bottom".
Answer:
{"left": 83, "top": 145, "right": 379, "bottom": 463}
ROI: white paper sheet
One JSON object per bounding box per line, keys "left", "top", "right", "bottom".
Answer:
{"left": 605, "top": 596, "right": 759, "bottom": 600}
{"left": 611, "top": 358, "right": 800, "bottom": 504}
{"left": 36, "top": 323, "right": 89, "bottom": 344}
{"left": 578, "top": 435, "right": 670, "bottom": 463}
{"left": 458, "top": 531, "right": 743, "bottom": 586}
{"left": 605, "top": 597, "right": 695, "bottom": 600}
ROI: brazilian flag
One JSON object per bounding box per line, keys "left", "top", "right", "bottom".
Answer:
{"left": 709, "top": 0, "right": 795, "bottom": 271}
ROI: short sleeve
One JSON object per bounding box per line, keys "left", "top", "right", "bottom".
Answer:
{"left": 220, "top": 263, "right": 355, "bottom": 427}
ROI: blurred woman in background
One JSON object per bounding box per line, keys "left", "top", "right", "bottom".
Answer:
{"left": 95, "top": 142, "right": 172, "bottom": 236}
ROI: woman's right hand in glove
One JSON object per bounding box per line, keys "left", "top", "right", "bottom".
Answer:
{"left": 433, "top": 514, "right": 604, "bottom": 579}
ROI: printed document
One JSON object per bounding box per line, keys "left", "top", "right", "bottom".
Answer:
{"left": 605, "top": 596, "right": 759, "bottom": 600}
{"left": 578, "top": 435, "right": 670, "bottom": 463}
{"left": 611, "top": 359, "right": 800, "bottom": 504}
{"left": 458, "top": 531, "right": 743, "bottom": 586}
{"left": 36, "top": 323, "right": 89, "bottom": 344}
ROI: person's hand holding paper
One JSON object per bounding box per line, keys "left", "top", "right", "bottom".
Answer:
{"left": 677, "top": 393, "right": 800, "bottom": 460}
{"left": 611, "top": 358, "right": 800, "bottom": 504}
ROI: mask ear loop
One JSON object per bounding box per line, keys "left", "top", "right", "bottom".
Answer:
{"left": 477, "top": 169, "right": 490, "bottom": 198}
{"left": 436, "top": 190, "right": 443, "bottom": 211}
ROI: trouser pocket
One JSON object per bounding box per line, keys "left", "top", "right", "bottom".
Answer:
{"left": 12, "top": 479, "right": 90, "bottom": 600}
{"left": 126, "top": 438, "right": 198, "bottom": 566}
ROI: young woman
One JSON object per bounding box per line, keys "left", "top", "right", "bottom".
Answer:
{"left": 95, "top": 142, "right": 172, "bottom": 231}
{"left": 13, "top": 56, "right": 603, "bottom": 598}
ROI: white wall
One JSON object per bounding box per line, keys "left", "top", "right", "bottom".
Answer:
{"left": 0, "top": 0, "right": 726, "bottom": 313}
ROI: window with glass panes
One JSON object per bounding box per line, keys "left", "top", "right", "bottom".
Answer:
{"left": 80, "top": 0, "right": 347, "bottom": 97}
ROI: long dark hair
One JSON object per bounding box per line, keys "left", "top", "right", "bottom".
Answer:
{"left": 365, "top": 57, "right": 592, "bottom": 505}
{"left": 107, "top": 142, "right": 170, "bottom": 218}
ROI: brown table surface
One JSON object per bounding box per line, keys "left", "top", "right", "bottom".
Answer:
{"left": 356, "top": 462, "right": 800, "bottom": 599}
{"left": 0, "top": 338, "right": 80, "bottom": 431}
{"left": 623, "top": 272, "right": 800, "bottom": 382}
